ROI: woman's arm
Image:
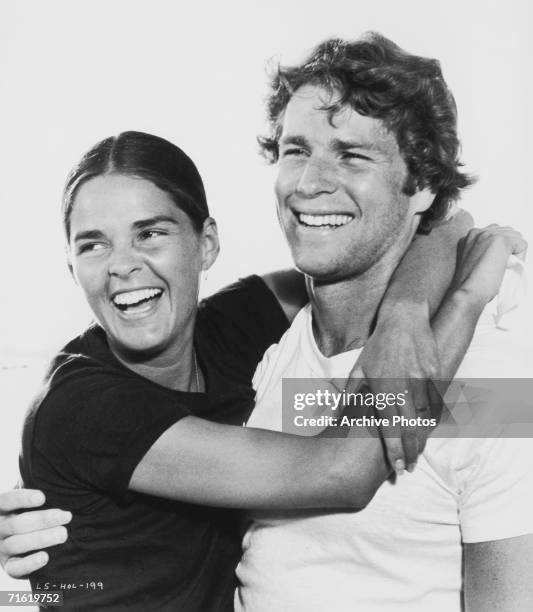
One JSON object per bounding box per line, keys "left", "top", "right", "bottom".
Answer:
{"left": 432, "top": 225, "right": 527, "bottom": 375}
{"left": 358, "top": 225, "right": 527, "bottom": 471}
{"left": 129, "top": 417, "right": 388, "bottom": 510}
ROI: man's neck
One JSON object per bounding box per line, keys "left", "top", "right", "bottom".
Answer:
{"left": 307, "top": 230, "right": 414, "bottom": 357}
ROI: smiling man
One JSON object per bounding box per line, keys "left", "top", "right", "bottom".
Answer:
{"left": 235, "top": 33, "right": 533, "bottom": 611}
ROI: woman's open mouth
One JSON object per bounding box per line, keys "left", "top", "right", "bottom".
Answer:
{"left": 111, "top": 288, "right": 164, "bottom": 316}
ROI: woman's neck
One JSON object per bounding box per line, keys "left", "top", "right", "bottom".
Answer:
{"left": 109, "top": 328, "right": 203, "bottom": 392}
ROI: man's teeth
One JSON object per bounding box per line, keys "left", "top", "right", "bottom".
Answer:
{"left": 298, "top": 213, "right": 353, "bottom": 227}
{"left": 113, "top": 288, "right": 163, "bottom": 307}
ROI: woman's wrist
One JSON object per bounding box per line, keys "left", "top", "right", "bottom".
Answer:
{"left": 377, "top": 297, "right": 431, "bottom": 331}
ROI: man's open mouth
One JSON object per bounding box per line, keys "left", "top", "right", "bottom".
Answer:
{"left": 295, "top": 212, "right": 354, "bottom": 228}
{"left": 112, "top": 288, "right": 163, "bottom": 313}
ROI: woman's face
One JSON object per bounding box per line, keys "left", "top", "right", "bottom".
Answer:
{"left": 68, "top": 173, "right": 218, "bottom": 361}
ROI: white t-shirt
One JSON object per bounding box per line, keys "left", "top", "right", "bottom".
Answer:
{"left": 235, "top": 278, "right": 533, "bottom": 611}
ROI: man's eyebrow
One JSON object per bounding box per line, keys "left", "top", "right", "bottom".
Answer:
{"left": 132, "top": 215, "right": 180, "bottom": 229}
{"left": 73, "top": 229, "right": 104, "bottom": 242}
{"left": 278, "top": 135, "right": 310, "bottom": 148}
{"left": 330, "top": 138, "right": 375, "bottom": 152}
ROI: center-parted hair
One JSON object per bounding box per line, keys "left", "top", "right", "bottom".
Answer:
{"left": 62, "top": 131, "right": 209, "bottom": 240}
{"left": 259, "top": 32, "right": 474, "bottom": 231}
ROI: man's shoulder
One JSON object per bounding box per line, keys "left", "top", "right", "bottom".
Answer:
{"left": 252, "top": 305, "right": 311, "bottom": 380}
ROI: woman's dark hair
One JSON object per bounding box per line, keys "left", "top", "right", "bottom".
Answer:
{"left": 62, "top": 131, "right": 209, "bottom": 240}
{"left": 259, "top": 32, "right": 474, "bottom": 232}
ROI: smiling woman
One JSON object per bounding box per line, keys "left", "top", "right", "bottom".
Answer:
{"left": 69, "top": 173, "right": 218, "bottom": 380}
{"left": 63, "top": 132, "right": 218, "bottom": 382}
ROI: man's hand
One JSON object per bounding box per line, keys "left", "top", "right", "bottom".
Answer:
{"left": 354, "top": 305, "right": 442, "bottom": 474}
{"left": 0, "top": 489, "right": 71, "bottom": 578}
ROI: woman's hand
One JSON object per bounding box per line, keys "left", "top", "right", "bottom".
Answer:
{"left": 353, "top": 304, "right": 442, "bottom": 475}
{"left": 0, "top": 489, "right": 71, "bottom": 578}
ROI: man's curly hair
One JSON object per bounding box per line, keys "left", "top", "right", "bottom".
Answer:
{"left": 259, "top": 32, "right": 474, "bottom": 232}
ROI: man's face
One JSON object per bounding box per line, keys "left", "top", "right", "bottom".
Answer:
{"left": 275, "top": 84, "right": 429, "bottom": 281}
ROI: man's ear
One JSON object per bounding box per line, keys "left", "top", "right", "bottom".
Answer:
{"left": 200, "top": 217, "right": 220, "bottom": 272}
{"left": 410, "top": 187, "right": 435, "bottom": 215}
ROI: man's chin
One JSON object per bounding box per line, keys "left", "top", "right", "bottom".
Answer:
{"left": 293, "top": 256, "right": 348, "bottom": 283}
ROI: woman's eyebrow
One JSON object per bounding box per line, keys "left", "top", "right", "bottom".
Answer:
{"left": 73, "top": 229, "right": 104, "bottom": 242}
{"left": 132, "top": 215, "right": 180, "bottom": 229}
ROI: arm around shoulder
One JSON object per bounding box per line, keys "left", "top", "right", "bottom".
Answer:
{"left": 129, "top": 415, "right": 389, "bottom": 510}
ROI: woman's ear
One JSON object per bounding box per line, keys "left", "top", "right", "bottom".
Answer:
{"left": 200, "top": 217, "right": 220, "bottom": 271}
{"left": 65, "top": 246, "right": 78, "bottom": 284}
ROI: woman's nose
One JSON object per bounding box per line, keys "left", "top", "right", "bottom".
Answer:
{"left": 108, "top": 245, "right": 142, "bottom": 278}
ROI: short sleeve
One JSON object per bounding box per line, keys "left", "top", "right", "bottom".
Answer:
{"left": 458, "top": 437, "right": 533, "bottom": 542}
{"left": 197, "top": 275, "right": 289, "bottom": 382}
{"left": 28, "top": 362, "right": 194, "bottom": 503}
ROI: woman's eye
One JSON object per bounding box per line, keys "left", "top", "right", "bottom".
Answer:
{"left": 78, "top": 242, "right": 105, "bottom": 254}
{"left": 138, "top": 229, "right": 165, "bottom": 240}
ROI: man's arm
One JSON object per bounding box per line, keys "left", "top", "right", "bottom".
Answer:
{"left": 0, "top": 490, "right": 71, "bottom": 578}
{"left": 464, "top": 536, "right": 533, "bottom": 612}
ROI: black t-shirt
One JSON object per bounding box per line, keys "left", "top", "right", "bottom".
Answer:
{"left": 19, "top": 276, "right": 289, "bottom": 611}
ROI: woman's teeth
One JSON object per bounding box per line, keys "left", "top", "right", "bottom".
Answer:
{"left": 297, "top": 213, "right": 353, "bottom": 227}
{"left": 112, "top": 288, "right": 163, "bottom": 310}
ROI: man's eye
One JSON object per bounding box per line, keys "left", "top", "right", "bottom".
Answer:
{"left": 281, "top": 147, "right": 306, "bottom": 158}
{"left": 341, "top": 151, "right": 371, "bottom": 162}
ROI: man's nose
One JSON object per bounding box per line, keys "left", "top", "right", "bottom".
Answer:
{"left": 295, "top": 158, "right": 336, "bottom": 197}
{"left": 108, "top": 245, "right": 142, "bottom": 278}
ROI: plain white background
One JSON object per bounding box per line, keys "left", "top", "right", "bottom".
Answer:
{"left": 1, "top": 0, "right": 532, "bottom": 596}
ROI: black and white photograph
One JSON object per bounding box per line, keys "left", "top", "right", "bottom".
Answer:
{"left": 1, "top": 1, "right": 532, "bottom": 610}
